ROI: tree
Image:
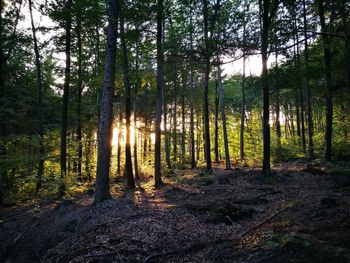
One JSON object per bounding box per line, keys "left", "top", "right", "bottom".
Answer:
{"left": 28, "top": 0, "right": 45, "bottom": 192}
{"left": 59, "top": 0, "right": 72, "bottom": 195}
{"left": 120, "top": 1, "right": 136, "bottom": 189}
{"left": 154, "top": 0, "right": 164, "bottom": 188}
{"left": 202, "top": 0, "right": 212, "bottom": 173}
{"left": 317, "top": 0, "right": 333, "bottom": 161}
{"left": 94, "top": 0, "right": 119, "bottom": 204}
{"left": 261, "top": 0, "right": 279, "bottom": 176}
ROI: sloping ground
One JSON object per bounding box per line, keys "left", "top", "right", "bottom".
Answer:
{"left": 0, "top": 160, "right": 350, "bottom": 263}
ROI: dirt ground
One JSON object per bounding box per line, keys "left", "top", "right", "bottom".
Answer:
{"left": 1, "top": 159, "right": 350, "bottom": 263}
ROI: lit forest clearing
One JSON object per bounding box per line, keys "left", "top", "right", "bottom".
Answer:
{"left": 1, "top": 0, "right": 350, "bottom": 262}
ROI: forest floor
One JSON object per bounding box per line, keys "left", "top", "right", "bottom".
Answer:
{"left": 1, "top": 159, "right": 350, "bottom": 263}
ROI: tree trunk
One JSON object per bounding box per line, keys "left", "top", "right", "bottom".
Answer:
{"left": 214, "top": 77, "right": 219, "bottom": 163}
{"left": 76, "top": 6, "right": 83, "bottom": 179}
{"left": 134, "top": 44, "right": 140, "bottom": 181}
{"left": 94, "top": 0, "right": 118, "bottom": 204}
{"left": 261, "top": 0, "right": 272, "bottom": 176}
{"left": 0, "top": 0, "right": 4, "bottom": 205}
{"left": 60, "top": 0, "right": 72, "bottom": 195}
{"left": 181, "top": 73, "right": 186, "bottom": 164}
{"left": 29, "top": 0, "right": 45, "bottom": 192}
{"left": 317, "top": 0, "right": 333, "bottom": 161}
{"left": 218, "top": 61, "right": 231, "bottom": 170}
{"left": 202, "top": 0, "right": 212, "bottom": 173}
{"left": 302, "top": 0, "right": 314, "bottom": 159}
{"left": 154, "top": 0, "right": 164, "bottom": 188}
{"left": 275, "top": 53, "right": 281, "bottom": 147}
{"left": 189, "top": 13, "right": 196, "bottom": 168}
{"left": 117, "top": 110, "right": 122, "bottom": 175}
{"left": 300, "top": 89, "right": 306, "bottom": 151}
{"left": 173, "top": 68, "right": 178, "bottom": 162}
{"left": 295, "top": 93, "right": 301, "bottom": 139}
{"left": 163, "top": 81, "right": 172, "bottom": 169}
{"left": 120, "top": 8, "right": 135, "bottom": 189}
{"left": 240, "top": 54, "right": 246, "bottom": 162}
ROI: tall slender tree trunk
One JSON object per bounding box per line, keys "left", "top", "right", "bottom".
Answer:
{"left": 134, "top": 44, "right": 140, "bottom": 181}
{"left": 117, "top": 110, "right": 122, "bottom": 175}
{"left": 154, "top": 0, "right": 164, "bottom": 188}
{"left": 120, "top": 7, "right": 135, "bottom": 189}
{"left": 189, "top": 13, "right": 196, "bottom": 168}
{"left": 317, "top": 0, "right": 333, "bottom": 161}
{"left": 302, "top": 0, "right": 314, "bottom": 159}
{"left": 217, "top": 61, "right": 231, "bottom": 170}
{"left": 94, "top": 0, "right": 119, "bottom": 204}
{"left": 300, "top": 89, "right": 306, "bottom": 151}
{"left": 29, "top": 0, "right": 45, "bottom": 192}
{"left": 275, "top": 53, "right": 281, "bottom": 147}
{"left": 341, "top": 3, "right": 350, "bottom": 94}
{"left": 0, "top": 0, "right": 5, "bottom": 204}
{"left": 240, "top": 54, "right": 246, "bottom": 162}
{"left": 214, "top": 78, "right": 219, "bottom": 163}
{"left": 202, "top": 0, "right": 212, "bottom": 173}
{"left": 295, "top": 93, "right": 301, "bottom": 139}
{"left": 181, "top": 74, "right": 186, "bottom": 164}
{"left": 163, "top": 77, "right": 171, "bottom": 169}
{"left": 173, "top": 68, "right": 178, "bottom": 162}
{"left": 261, "top": 0, "right": 272, "bottom": 176}
{"left": 60, "top": 0, "right": 72, "bottom": 195}
{"left": 76, "top": 6, "right": 83, "bottom": 179}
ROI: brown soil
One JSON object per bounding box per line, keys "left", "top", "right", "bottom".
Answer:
{"left": 1, "top": 159, "right": 350, "bottom": 263}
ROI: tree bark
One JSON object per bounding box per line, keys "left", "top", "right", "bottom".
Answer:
{"left": 302, "top": 0, "right": 314, "bottom": 159}
{"left": 154, "top": 0, "right": 164, "bottom": 188}
{"left": 217, "top": 61, "right": 231, "bottom": 170}
{"left": 29, "top": 0, "right": 45, "bottom": 192}
{"left": 120, "top": 7, "right": 135, "bottom": 189}
{"left": 317, "top": 0, "right": 333, "bottom": 161}
{"left": 202, "top": 0, "right": 212, "bottom": 173}
{"left": 60, "top": 0, "right": 72, "bottom": 195}
{"left": 214, "top": 77, "right": 219, "bottom": 163}
{"left": 76, "top": 5, "right": 83, "bottom": 179}
{"left": 94, "top": 0, "right": 118, "bottom": 204}
{"left": 189, "top": 12, "right": 196, "bottom": 168}
{"left": 261, "top": 0, "right": 273, "bottom": 176}
{"left": 181, "top": 73, "right": 186, "bottom": 164}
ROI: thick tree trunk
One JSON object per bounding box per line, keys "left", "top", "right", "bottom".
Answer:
{"left": 94, "top": 0, "right": 118, "bottom": 204}
{"left": 29, "top": 0, "right": 45, "bottom": 192}
{"left": 120, "top": 9, "right": 135, "bottom": 189}
{"left": 202, "top": 0, "right": 212, "bottom": 173}
{"left": 317, "top": 0, "right": 333, "bottom": 161}
{"left": 154, "top": 0, "right": 164, "bottom": 188}
{"left": 217, "top": 62, "right": 231, "bottom": 170}
{"left": 60, "top": 0, "right": 72, "bottom": 195}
